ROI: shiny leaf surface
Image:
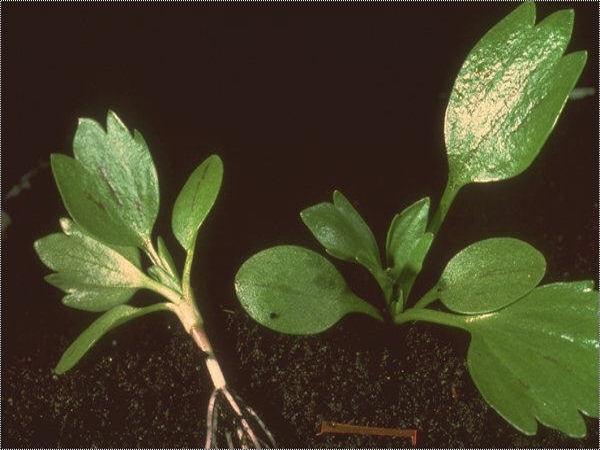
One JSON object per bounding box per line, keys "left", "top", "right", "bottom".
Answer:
{"left": 235, "top": 245, "right": 383, "bottom": 334}
{"left": 301, "top": 190, "right": 382, "bottom": 276}
{"left": 70, "top": 111, "right": 160, "bottom": 245}
{"left": 438, "top": 237, "right": 546, "bottom": 314}
{"left": 465, "top": 281, "right": 599, "bottom": 437}
{"left": 172, "top": 155, "right": 223, "bottom": 251}
{"left": 445, "top": 3, "right": 587, "bottom": 187}
{"left": 34, "top": 218, "right": 148, "bottom": 312}
{"left": 55, "top": 303, "right": 170, "bottom": 374}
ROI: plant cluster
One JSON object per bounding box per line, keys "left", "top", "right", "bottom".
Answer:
{"left": 234, "top": 3, "right": 598, "bottom": 438}
{"left": 35, "top": 112, "right": 275, "bottom": 448}
{"left": 34, "top": 3, "right": 597, "bottom": 445}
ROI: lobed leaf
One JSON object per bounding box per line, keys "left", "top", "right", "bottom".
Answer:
{"left": 235, "top": 245, "right": 383, "bottom": 335}
{"left": 34, "top": 218, "right": 148, "bottom": 312}
{"left": 465, "top": 281, "right": 599, "bottom": 437}
{"left": 445, "top": 3, "right": 587, "bottom": 187}
{"left": 385, "top": 197, "right": 430, "bottom": 277}
{"left": 62, "top": 111, "right": 160, "bottom": 246}
{"left": 172, "top": 155, "right": 223, "bottom": 251}
{"left": 55, "top": 303, "right": 170, "bottom": 374}
{"left": 437, "top": 237, "right": 546, "bottom": 314}
{"left": 301, "top": 190, "right": 382, "bottom": 276}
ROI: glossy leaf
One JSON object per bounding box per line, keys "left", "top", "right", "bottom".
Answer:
{"left": 34, "top": 218, "right": 148, "bottom": 312}
{"left": 65, "top": 111, "right": 160, "bottom": 246}
{"left": 438, "top": 237, "right": 545, "bottom": 314}
{"left": 301, "top": 190, "right": 382, "bottom": 276}
{"left": 465, "top": 281, "right": 599, "bottom": 437}
{"left": 385, "top": 197, "right": 429, "bottom": 276}
{"left": 172, "top": 155, "right": 223, "bottom": 251}
{"left": 235, "top": 245, "right": 383, "bottom": 335}
{"left": 55, "top": 303, "right": 170, "bottom": 374}
{"left": 445, "top": 3, "right": 587, "bottom": 187}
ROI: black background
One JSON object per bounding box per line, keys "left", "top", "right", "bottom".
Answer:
{"left": 2, "top": 3, "right": 598, "bottom": 448}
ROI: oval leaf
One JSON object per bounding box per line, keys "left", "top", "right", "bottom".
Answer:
{"left": 395, "top": 232, "right": 434, "bottom": 299}
{"left": 301, "top": 190, "right": 382, "bottom": 276}
{"left": 55, "top": 303, "right": 170, "bottom": 374}
{"left": 235, "top": 245, "right": 383, "bottom": 335}
{"left": 445, "top": 3, "right": 587, "bottom": 187}
{"left": 34, "top": 218, "right": 149, "bottom": 311}
{"left": 438, "top": 237, "right": 545, "bottom": 314}
{"left": 70, "top": 111, "right": 160, "bottom": 245}
{"left": 385, "top": 197, "right": 430, "bottom": 274}
{"left": 466, "top": 281, "right": 598, "bottom": 437}
{"left": 172, "top": 155, "right": 223, "bottom": 251}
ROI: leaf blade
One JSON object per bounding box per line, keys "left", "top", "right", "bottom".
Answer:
{"left": 438, "top": 237, "right": 546, "bottom": 314}
{"left": 385, "top": 197, "right": 430, "bottom": 275}
{"left": 55, "top": 303, "right": 170, "bottom": 374}
{"left": 301, "top": 190, "right": 382, "bottom": 276}
{"left": 444, "top": 3, "right": 586, "bottom": 187}
{"left": 465, "top": 281, "right": 599, "bottom": 436}
{"left": 71, "top": 111, "right": 160, "bottom": 245}
{"left": 50, "top": 153, "right": 140, "bottom": 246}
{"left": 34, "top": 218, "right": 148, "bottom": 311}
{"left": 235, "top": 245, "right": 383, "bottom": 335}
{"left": 172, "top": 155, "right": 223, "bottom": 251}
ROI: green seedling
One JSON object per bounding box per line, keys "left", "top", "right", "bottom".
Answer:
{"left": 34, "top": 112, "right": 276, "bottom": 448}
{"left": 235, "top": 3, "right": 598, "bottom": 438}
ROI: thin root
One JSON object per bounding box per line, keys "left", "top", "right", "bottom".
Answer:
{"left": 204, "top": 387, "right": 277, "bottom": 449}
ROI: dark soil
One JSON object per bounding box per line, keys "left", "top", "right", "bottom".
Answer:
{"left": 3, "top": 3, "right": 598, "bottom": 448}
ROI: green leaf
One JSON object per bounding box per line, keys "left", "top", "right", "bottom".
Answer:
{"left": 172, "top": 155, "right": 223, "bottom": 251}
{"left": 301, "top": 190, "right": 382, "bottom": 276}
{"left": 157, "top": 235, "right": 178, "bottom": 278}
{"left": 465, "top": 281, "right": 598, "bottom": 437}
{"left": 147, "top": 265, "right": 182, "bottom": 295}
{"left": 55, "top": 303, "right": 170, "bottom": 374}
{"left": 438, "top": 237, "right": 546, "bottom": 314}
{"left": 445, "top": 3, "right": 587, "bottom": 187}
{"left": 55, "top": 111, "right": 160, "bottom": 246}
{"left": 112, "top": 244, "right": 142, "bottom": 269}
{"left": 385, "top": 197, "right": 429, "bottom": 275}
{"left": 235, "top": 245, "right": 383, "bottom": 335}
{"left": 34, "top": 218, "right": 149, "bottom": 312}
{"left": 395, "top": 232, "right": 434, "bottom": 301}
{"left": 51, "top": 154, "right": 141, "bottom": 246}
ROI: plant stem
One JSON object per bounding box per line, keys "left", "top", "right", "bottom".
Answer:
{"left": 394, "top": 307, "right": 468, "bottom": 331}
{"left": 182, "top": 239, "right": 197, "bottom": 300}
{"left": 412, "top": 285, "right": 440, "bottom": 309}
{"left": 427, "top": 181, "right": 460, "bottom": 238}
{"left": 191, "top": 324, "right": 226, "bottom": 389}
{"left": 144, "top": 276, "right": 183, "bottom": 304}
{"left": 144, "top": 238, "right": 163, "bottom": 268}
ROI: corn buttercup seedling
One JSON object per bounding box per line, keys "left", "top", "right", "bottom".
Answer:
{"left": 235, "top": 3, "right": 598, "bottom": 439}
{"left": 34, "top": 112, "right": 276, "bottom": 448}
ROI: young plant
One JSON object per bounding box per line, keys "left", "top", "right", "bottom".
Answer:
{"left": 235, "top": 3, "right": 598, "bottom": 439}
{"left": 34, "top": 111, "right": 276, "bottom": 448}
